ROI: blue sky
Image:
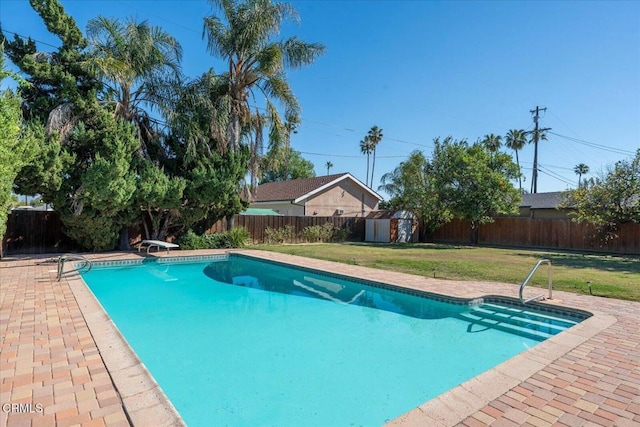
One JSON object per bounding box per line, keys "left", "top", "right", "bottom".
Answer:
{"left": 2, "top": 0, "right": 639, "bottom": 196}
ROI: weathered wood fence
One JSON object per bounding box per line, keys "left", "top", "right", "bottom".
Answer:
{"left": 2, "top": 210, "right": 78, "bottom": 255}
{"left": 206, "top": 215, "right": 365, "bottom": 244}
{"left": 431, "top": 218, "right": 640, "bottom": 255}
{"left": 2, "top": 211, "right": 639, "bottom": 255}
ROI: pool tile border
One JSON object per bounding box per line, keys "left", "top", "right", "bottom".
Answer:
{"left": 230, "top": 252, "right": 593, "bottom": 320}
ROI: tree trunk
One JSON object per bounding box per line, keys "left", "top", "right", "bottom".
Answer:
{"left": 226, "top": 215, "right": 234, "bottom": 231}
{"left": 118, "top": 227, "right": 129, "bottom": 250}
{"left": 516, "top": 150, "right": 522, "bottom": 192}
{"left": 365, "top": 154, "right": 370, "bottom": 187}
{"left": 470, "top": 223, "right": 479, "bottom": 245}
{"left": 371, "top": 149, "right": 376, "bottom": 189}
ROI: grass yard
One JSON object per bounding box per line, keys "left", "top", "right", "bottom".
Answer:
{"left": 253, "top": 242, "right": 640, "bottom": 302}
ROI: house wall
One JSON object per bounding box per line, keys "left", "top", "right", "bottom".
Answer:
{"left": 306, "top": 179, "right": 379, "bottom": 217}
{"left": 250, "top": 202, "right": 304, "bottom": 216}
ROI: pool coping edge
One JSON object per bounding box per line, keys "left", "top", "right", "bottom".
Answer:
{"left": 68, "top": 249, "right": 618, "bottom": 427}
{"left": 65, "top": 265, "right": 186, "bottom": 427}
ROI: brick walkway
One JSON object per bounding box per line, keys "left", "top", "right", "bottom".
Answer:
{"left": 1, "top": 255, "right": 130, "bottom": 427}
{"left": 1, "top": 250, "right": 639, "bottom": 426}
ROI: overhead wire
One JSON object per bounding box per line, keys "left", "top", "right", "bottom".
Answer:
{"left": 549, "top": 131, "right": 635, "bottom": 156}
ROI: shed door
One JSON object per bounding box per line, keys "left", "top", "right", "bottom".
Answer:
{"left": 366, "top": 219, "right": 390, "bottom": 243}
{"left": 396, "top": 219, "right": 412, "bottom": 243}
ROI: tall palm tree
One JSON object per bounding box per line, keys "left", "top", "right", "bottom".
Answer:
{"left": 86, "top": 16, "right": 183, "bottom": 158}
{"left": 367, "top": 125, "right": 383, "bottom": 188}
{"left": 360, "top": 137, "right": 373, "bottom": 187}
{"left": 481, "top": 133, "right": 503, "bottom": 153}
{"left": 202, "top": 0, "right": 325, "bottom": 161}
{"left": 574, "top": 163, "right": 589, "bottom": 187}
{"left": 325, "top": 161, "right": 333, "bottom": 175}
{"left": 505, "top": 129, "right": 527, "bottom": 192}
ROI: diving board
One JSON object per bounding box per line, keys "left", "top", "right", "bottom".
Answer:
{"left": 137, "top": 240, "right": 180, "bottom": 254}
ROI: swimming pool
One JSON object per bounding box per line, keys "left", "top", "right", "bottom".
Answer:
{"left": 81, "top": 254, "right": 587, "bottom": 426}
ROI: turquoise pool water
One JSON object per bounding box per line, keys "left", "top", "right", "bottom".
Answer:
{"left": 81, "top": 255, "right": 583, "bottom": 426}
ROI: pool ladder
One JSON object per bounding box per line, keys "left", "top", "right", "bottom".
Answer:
{"left": 519, "top": 259, "right": 553, "bottom": 304}
{"left": 57, "top": 254, "right": 93, "bottom": 281}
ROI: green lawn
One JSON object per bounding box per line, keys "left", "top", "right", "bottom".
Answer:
{"left": 253, "top": 242, "right": 640, "bottom": 302}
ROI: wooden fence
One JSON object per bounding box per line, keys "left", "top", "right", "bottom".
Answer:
{"left": 431, "top": 218, "right": 640, "bottom": 255}
{"left": 207, "top": 214, "right": 366, "bottom": 244}
{"left": 2, "top": 210, "right": 638, "bottom": 255}
{"left": 2, "top": 210, "right": 78, "bottom": 256}
{"left": 1, "top": 211, "right": 365, "bottom": 255}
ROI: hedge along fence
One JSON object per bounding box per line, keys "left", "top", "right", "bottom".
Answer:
{"left": 205, "top": 215, "right": 366, "bottom": 244}
{"left": 430, "top": 217, "right": 640, "bottom": 255}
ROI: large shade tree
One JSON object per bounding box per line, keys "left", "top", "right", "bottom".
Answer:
{"left": 378, "top": 150, "right": 451, "bottom": 241}
{"left": 85, "top": 16, "right": 184, "bottom": 247}
{"left": 431, "top": 137, "right": 521, "bottom": 243}
{"left": 381, "top": 137, "right": 521, "bottom": 244}
{"left": 0, "top": 51, "right": 37, "bottom": 258}
{"left": 566, "top": 151, "right": 639, "bottom": 242}
{"left": 3, "top": 0, "right": 140, "bottom": 251}
{"left": 260, "top": 149, "right": 314, "bottom": 183}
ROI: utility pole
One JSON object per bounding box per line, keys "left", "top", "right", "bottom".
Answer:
{"left": 529, "top": 106, "right": 551, "bottom": 194}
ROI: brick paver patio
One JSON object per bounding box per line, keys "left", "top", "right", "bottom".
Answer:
{"left": 1, "top": 250, "right": 639, "bottom": 426}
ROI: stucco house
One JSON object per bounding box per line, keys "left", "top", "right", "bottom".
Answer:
{"left": 519, "top": 191, "right": 573, "bottom": 219}
{"left": 250, "top": 173, "right": 382, "bottom": 216}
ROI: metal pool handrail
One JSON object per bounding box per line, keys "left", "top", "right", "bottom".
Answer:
{"left": 57, "top": 254, "right": 93, "bottom": 281}
{"left": 519, "top": 259, "right": 552, "bottom": 304}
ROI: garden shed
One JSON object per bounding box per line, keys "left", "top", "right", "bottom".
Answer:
{"left": 365, "top": 211, "right": 418, "bottom": 243}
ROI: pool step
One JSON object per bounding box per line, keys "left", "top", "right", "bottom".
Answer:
{"left": 458, "top": 304, "right": 578, "bottom": 341}
{"left": 480, "top": 303, "right": 579, "bottom": 328}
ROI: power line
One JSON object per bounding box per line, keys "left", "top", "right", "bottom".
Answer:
{"left": 2, "top": 29, "right": 59, "bottom": 49}
{"left": 549, "top": 131, "right": 635, "bottom": 156}
{"left": 537, "top": 165, "right": 574, "bottom": 187}
{"left": 298, "top": 151, "right": 406, "bottom": 159}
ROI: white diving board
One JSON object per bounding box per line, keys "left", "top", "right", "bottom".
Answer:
{"left": 137, "top": 240, "right": 180, "bottom": 254}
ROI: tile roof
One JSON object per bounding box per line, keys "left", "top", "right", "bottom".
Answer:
{"left": 253, "top": 173, "right": 351, "bottom": 202}
{"left": 520, "top": 191, "right": 572, "bottom": 209}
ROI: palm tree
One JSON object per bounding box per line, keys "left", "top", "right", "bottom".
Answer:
{"left": 325, "top": 161, "right": 333, "bottom": 175}
{"left": 86, "top": 16, "right": 183, "bottom": 158}
{"left": 574, "top": 163, "right": 589, "bottom": 187}
{"left": 202, "top": 0, "right": 325, "bottom": 161}
{"left": 481, "top": 133, "right": 503, "bottom": 153}
{"left": 367, "top": 125, "right": 383, "bottom": 188}
{"left": 505, "top": 129, "right": 527, "bottom": 192}
{"left": 360, "top": 137, "right": 373, "bottom": 187}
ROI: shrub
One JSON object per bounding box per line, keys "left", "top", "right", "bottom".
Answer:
{"left": 264, "top": 225, "right": 296, "bottom": 244}
{"left": 177, "top": 227, "right": 249, "bottom": 249}
{"left": 176, "top": 229, "right": 204, "bottom": 249}
{"left": 334, "top": 226, "right": 351, "bottom": 242}
{"left": 222, "top": 227, "right": 249, "bottom": 248}
{"left": 302, "top": 223, "right": 336, "bottom": 243}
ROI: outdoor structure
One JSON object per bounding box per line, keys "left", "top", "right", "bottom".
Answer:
{"left": 365, "top": 210, "right": 418, "bottom": 243}
{"left": 240, "top": 208, "right": 281, "bottom": 216}
{"left": 250, "top": 173, "right": 381, "bottom": 217}
{"left": 519, "top": 191, "right": 573, "bottom": 219}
